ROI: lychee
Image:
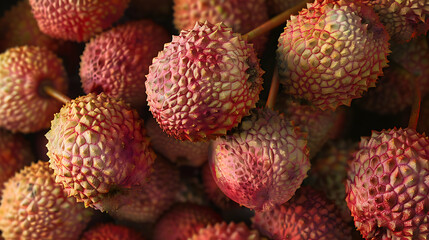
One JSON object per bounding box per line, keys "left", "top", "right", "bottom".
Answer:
{"left": 189, "top": 221, "right": 261, "bottom": 240}
{"left": 81, "top": 223, "right": 145, "bottom": 240}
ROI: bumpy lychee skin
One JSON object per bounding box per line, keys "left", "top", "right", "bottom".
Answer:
{"left": 108, "top": 156, "right": 180, "bottom": 223}
{"left": 277, "top": 0, "right": 390, "bottom": 110}
{"left": 0, "top": 161, "right": 92, "bottom": 240}
{"left": 0, "top": 45, "right": 68, "bottom": 133}
{"left": 45, "top": 93, "right": 156, "bottom": 211}
{"left": 145, "top": 21, "right": 264, "bottom": 142}
{"left": 202, "top": 162, "right": 238, "bottom": 209}
{"left": 252, "top": 186, "right": 352, "bottom": 240}
{"left": 81, "top": 223, "right": 145, "bottom": 240}
{"left": 80, "top": 20, "right": 171, "bottom": 109}
{"left": 190, "top": 221, "right": 261, "bottom": 240}
{"left": 0, "top": 129, "right": 34, "bottom": 196}
{"left": 29, "top": 0, "right": 130, "bottom": 42}
{"left": 346, "top": 128, "right": 429, "bottom": 239}
{"left": 210, "top": 108, "right": 310, "bottom": 211}
{"left": 146, "top": 117, "right": 210, "bottom": 166}
{"left": 153, "top": 203, "right": 223, "bottom": 240}
{"left": 173, "top": 0, "right": 269, "bottom": 55}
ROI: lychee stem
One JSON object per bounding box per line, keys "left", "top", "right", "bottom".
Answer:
{"left": 266, "top": 66, "right": 279, "bottom": 109}
{"left": 408, "top": 76, "right": 422, "bottom": 130}
{"left": 43, "top": 85, "right": 71, "bottom": 104}
{"left": 243, "top": 0, "right": 309, "bottom": 41}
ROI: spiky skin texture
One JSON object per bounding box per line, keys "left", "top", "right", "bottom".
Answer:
{"left": 356, "top": 64, "right": 414, "bottom": 115}
{"left": 80, "top": 20, "right": 171, "bottom": 109}
{"left": 45, "top": 93, "right": 156, "bottom": 211}
{"left": 0, "top": 161, "right": 92, "bottom": 239}
{"left": 108, "top": 156, "right": 180, "bottom": 223}
{"left": 277, "top": 0, "right": 390, "bottom": 110}
{"left": 0, "top": 129, "right": 34, "bottom": 196}
{"left": 153, "top": 203, "right": 223, "bottom": 240}
{"left": 190, "top": 222, "right": 261, "bottom": 240}
{"left": 29, "top": 0, "right": 130, "bottom": 42}
{"left": 202, "top": 162, "right": 238, "bottom": 209}
{"left": 308, "top": 140, "right": 359, "bottom": 222}
{"left": 146, "top": 117, "right": 210, "bottom": 167}
{"left": 210, "top": 108, "right": 310, "bottom": 211}
{"left": 145, "top": 21, "right": 264, "bottom": 142}
{"left": 275, "top": 97, "right": 337, "bottom": 158}
{"left": 252, "top": 186, "right": 352, "bottom": 240}
{"left": 81, "top": 223, "right": 144, "bottom": 240}
{"left": 346, "top": 128, "right": 429, "bottom": 239}
{"left": 173, "top": 0, "right": 269, "bottom": 56}
{"left": 0, "top": 45, "right": 68, "bottom": 133}
{"left": 364, "top": 0, "right": 429, "bottom": 43}
{"left": 0, "top": 0, "right": 62, "bottom": 53}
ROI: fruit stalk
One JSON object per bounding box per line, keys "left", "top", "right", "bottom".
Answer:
{"left": 43, "top": 85, "right": 71, "bottom": 104}
{"left": 408, "top": 76, "right": 422, "bottom": 130}
{"left": 266, "top": 66, "right": 279, "bottom": 109}
{"left": 243, "top": 0, "right": 309, "bottom": 41}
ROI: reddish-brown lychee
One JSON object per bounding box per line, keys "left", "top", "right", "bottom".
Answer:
{"left": 29, "top": 0, "right": 130, "bottom": 42}
{"left": 346, "top": 128, "right": 429, "bottom": 239}
{"left": 80, "top": 20, "right": 171, "bottom": 109}
{"left": 145, "top": 21, "right": 264, "bottom": 141}
{"left": 81, "top": 223, "right": 145, "bottom": 240}
{"left": 190, "top": 221, "right": 262, "bottom": 240}
{"left": 202, "top": 162, "right": 238, "bottom": 209}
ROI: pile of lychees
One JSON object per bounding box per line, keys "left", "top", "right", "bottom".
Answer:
{"left": 0, "top": 0, "right": 428, "bottom": 239}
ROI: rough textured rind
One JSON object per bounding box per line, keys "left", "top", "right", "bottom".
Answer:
{"left": 190, "top": 221, "right": 261, "bottom": 240}
{"left": 80, "top": 20, "right": 171, "bottom": 109}
{"left": 146, "top": 117, "right": 210, "bottom": 166}
{"left": 0, "top": 161, "right": 92, "bottom": 240}
{"left": 29, "top": 0, "right": 130, "bottom": 42}
{"left": 277, "top": 0, "right": 390, "bottom": 110}
{"left": 0, "top": 129, "right": 34, "bottom": 196}
{"left": 153, "top": 203, "right": 222, "bottom": 240}
{"left": 173, "top": 0, "right": 269, "bottom": 55}
{"left": 252, "top": 186, "right": 352, "bottom": 240}
{"left": 145, "top": 21, "right": 264, "bottom": 141}
{"left": 81, "top": 223, "right": 145, "bottom": 240}
{"left": 108, "top": 156, "right": 180, "bottom": 223}
{"left": 46, "top": 93, "right": 156, "bottom": 211}
{"left": 210, "top": 108, "right": 310, "bottom": 211}
{"left": 346, "top": 128, "right": 429, "bottom": 239}
{"left": 0, "top": 45, "right": 68, "bottom": 133}
{"left": 202, "top": 162, "right": 238, "bottom": 209}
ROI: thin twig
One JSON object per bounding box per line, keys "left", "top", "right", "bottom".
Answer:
{"left": 266, "top": 66, "right": 280, "bottom": 109}
{"left": 43, "top": 85, "right": 71, "bottom": 104}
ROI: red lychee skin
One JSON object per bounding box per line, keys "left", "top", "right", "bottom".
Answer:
{"left": 45, "top": 93, "right": 156, "bottom": 211}
{"left": 81, "top": 223, "right": 145, "bottom": 240}
{"left": 202, "top": 162, "right": 239, "bottom": 209}
{"left": 252, "top": 186, "right": 352, "bottom": 240}
{"left": 210, "top": 108, "right": 310, "bottom": 211}
{"left": 0, "top": 45, "right": 68, "bottom": 133}
{"left": 0, "top": 129, "right": 34, "bottom": 196}
{"left": 29, "top": 0, "right": 130, "bottom": 42}
{"left": 153, "top": 203, "right": 223, "bottom": 240}
{"left": 346, "top": 128, "right": 429, "bottom": 239}
{"left": 145, "top": 21, "right": 264, "bottom": 142}
{"left": 107, "top": 156, "right": 180, "bottom": 223}
{"left": 146, "top": 117, "right": 210, "bottom": 167}
{"left": 173, "top": 0, "right": 269, "bottom": 56}
{"left": 277, "top": 0, "right": 390, "bottom": 110}
{"left": 189, "top": 221, "right": 261, "bottom": 240}
{"left": 80, "top": 20, "right": 171, "bottom": 109}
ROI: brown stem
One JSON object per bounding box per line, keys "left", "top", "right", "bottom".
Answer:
{"left": 266, "top": 66, "right": 280, "bottom": 109}
{"left": 43, "top": 85, "right": 71, "bottom": 104}
{"left": 243, "top": 0, "right": 309, "bottom": 41}
{"left": 408, "top": 76, "right": 422, "bottom": 130}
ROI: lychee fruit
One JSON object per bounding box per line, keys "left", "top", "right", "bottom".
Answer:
{"left": 153, "top": 203, "right": 223, "bottom": 240}
{"left": 29, "top": 0, "right": 130, "bottom": 42}
{"left": 80, "top": 20, "right": 171, "bottom": 109}
{"left": 145, "top": 21, "right": 264, "bottom": 141}
{"left": 0, "top": 45, "right": 68, "bottom": 133}
{"left": 277, "top": 0, "right": 390, "bottom": 110}
{"left": 189, "top": 221, "right": 262, "bottom": 240}
{"left": 346, "top": 128, "right": 429, "bottom": 239}
{"left": 81, "top": 223, "right": 145, "bottom": 240}
{"left": 0, "top": 161, "right": 92, "bottom": 239}
{"left": 45, "top": 92, "right": 156, "bottom": 211}
{"left": 252, "top": 186, "right": 352, "bottom": 240}
{"left": 209, "top": 108, "right": 310, "bottom": 211}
